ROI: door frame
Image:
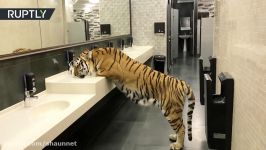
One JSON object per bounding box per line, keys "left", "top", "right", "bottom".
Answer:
{"left": 166, "top": 0, "right": 172, "bottom": 73}
{"left": 167, "top": 0, "right": 199, "bottom": 61}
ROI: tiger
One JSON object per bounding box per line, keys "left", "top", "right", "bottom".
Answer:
{"left": 69, "top": 47, "right": 195, "bottom": 150}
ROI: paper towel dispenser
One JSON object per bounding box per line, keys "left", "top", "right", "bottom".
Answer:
{"left": 154, "top": 22, "right": 165, "bottom": 33}
{"left": 100, "top": 24, "right": 111, "bottom": 35}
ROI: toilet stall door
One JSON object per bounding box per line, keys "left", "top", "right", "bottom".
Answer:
{"left": 171, "top": 8, "right": 179, "bottom": 61}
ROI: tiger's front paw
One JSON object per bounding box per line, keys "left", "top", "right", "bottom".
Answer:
{"left": 169, "top": 133, "right": 177, "bottom": 142}
{"left": 170, "top": 143, "right": 183, "bottom": 150}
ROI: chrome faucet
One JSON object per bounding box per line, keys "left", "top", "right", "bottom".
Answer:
{"left": 127, "top": 37, "right": 133, "bottom": 47}
{"left": 23, "top": 73, "right": 38, "bottom": 107}
{"left": 24, "top": 89, "right": 38, "bottom": 107}
{"left": 120, "top": 39, "right": 125, "bottom": 50}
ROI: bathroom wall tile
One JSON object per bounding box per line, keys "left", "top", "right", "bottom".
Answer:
{"left": 30, "top": 53, "right": 68, "bottom": 93}
{"left": 0, "top": 55, "right": 31, "bottom": 68}
{"left": 0, "top": 52, "right": 68, "bottom": 110}
{"left": 0, "top": 61, "right": 31, "bottom": 109}
{"left": 131, "top": 0, "right": 167, "bottom": 56}
{"left": 100, "top": 0, "right": 131, "bottom": 37}
{"left": 214, "top": 0, "right": 266, "bottom": 149}
{"left": 0, "top": 71, "right": 8, "bottom": 110}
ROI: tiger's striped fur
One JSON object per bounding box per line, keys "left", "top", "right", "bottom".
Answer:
{"left": 69, "top": 47, "right": 195, "bottom": 150}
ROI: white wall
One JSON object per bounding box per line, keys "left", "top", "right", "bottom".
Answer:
{"left": 67, "top": 22, "right": 86, "bottom": 43}
{"left": 131, "top": 0, "right": 167, "bottom": 56}
{"left": 201, "top": 17, "right": 214, "bottom": 66}
{"left": 0, "top": 0, "right": 41, "bottom": 54}
{"left": 0, "top": 0, "right": 65, "bottom": 54}
{"left": 214, "top": 0, "right": 266, "bottom": 149}
{"left": 100, "top": 0, "right": 130, "bottom": 37}
{"left": 39, "top": 0, "right": 65, "bottom": 48}
{"left": 197, "top": 19, "right": 201, "bottom": 55}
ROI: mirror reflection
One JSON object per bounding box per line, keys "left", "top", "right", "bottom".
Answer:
{"left": 0, "top": 0, "right": 130, "bottom": 56}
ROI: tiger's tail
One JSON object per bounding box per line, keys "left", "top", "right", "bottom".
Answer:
{"left": 186, "top": 83, "right": 195, "bottom": 141}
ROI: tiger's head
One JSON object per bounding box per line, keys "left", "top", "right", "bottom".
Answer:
{"left": 69, "top": 49, "right": 95, "bottom": 78}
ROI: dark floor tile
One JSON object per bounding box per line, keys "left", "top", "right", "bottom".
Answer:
{"left": 126, "top": 121, "right": 171, "bottom": 146}
{"left": 112, "top": 100, "right": 149, "bottom": 122}
{"left": 134, "top": 145, "right": 169, "bottom": 150}
{"left": 94, "top": 121, "right": 135, "bottom": 143}
{"left": 89, "top": 142, "right": 135, "bottom": 150}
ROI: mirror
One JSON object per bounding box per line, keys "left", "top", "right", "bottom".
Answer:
{"left": 0, "top": 0, "right": 130, "bottom": 56}
{"left": 180, "top": 17, "right": 191, "bottom": 30}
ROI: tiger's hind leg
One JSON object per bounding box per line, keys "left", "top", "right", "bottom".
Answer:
{"left": 170, "top": 123, "right": 185, "bottom": 150}
{"left": 167, "top": 113, "right": 185, "bottom": 150}
{"left": 169, "top": 133, "right": 177, "bottom": 142}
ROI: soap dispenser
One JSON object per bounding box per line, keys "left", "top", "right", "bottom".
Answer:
{"left": 24, "top": 73, "right": 36, "bottom": 93}
{"left": 23, "top": 72, "right": 37, "bottom": 107}
{"left": 66, "top": 50, "right": 74, "bottom": 64}
{"left": 66, "top": 50, "right": 74, "bottom": 71}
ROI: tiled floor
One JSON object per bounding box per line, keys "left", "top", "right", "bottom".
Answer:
{"left": 88, "top": 55, "right": 209, "bottom": 150}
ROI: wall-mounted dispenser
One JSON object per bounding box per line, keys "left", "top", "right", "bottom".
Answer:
{"left": 66, "top": 50, "right": 74, "bottom": 64}
{"left": 100, "top": 24, "right": 111, "bottom": 35}
{"left": 154, "top": 22, "right": 165, "bottom": 33}
{"left": 66, "top": 50, "right": 74, "bottom": 71}
{"left": 199, "top": 56, "right": 216, "bottom": 105}
{"left": 23, "top": 72, "right": 38, "bottom": 107}
{"left": 204, "top": 72, "right": 234, "bottom": 150}
{"left": 24, "top": 72, "right": 36, "bottom": 94}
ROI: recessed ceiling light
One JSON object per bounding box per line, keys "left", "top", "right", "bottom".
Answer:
{"left": 72, "top": 0, "right": 78, "bottom": 4}
{"left": 83, "top": 3, "right": 94, "bottom": 12}
{"left": 84, "top": 7, "right": 92, "bottom": 13}
{"left": 83, "top": 3, "right": 94, "bottom": 8}
{"left": 89, "top": 0, "right": 99, "bottom": 4}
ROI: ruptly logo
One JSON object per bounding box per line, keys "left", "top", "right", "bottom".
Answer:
{"left": 0, "top": 8, "right": 55, "bottom": 20}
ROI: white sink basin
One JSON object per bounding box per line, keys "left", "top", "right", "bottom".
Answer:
{"left": 0, "top": 93, "right": 95, "bottom": 150}
{"left": 45, "top": 72, "right": 114, "bottom": 95}
{"left": 30, "top": 101, "right": 70, "bottom": 118}
{"left": 123, "top": 46, "right": 154, "bottom": 62}
{"left": 45, "top": 46, "right": 154, "bottom": 96}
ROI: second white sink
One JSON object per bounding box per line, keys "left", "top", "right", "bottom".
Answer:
{"left": 30, "top": 101, "right": 70, "bottom": 118}
{"left": 45, "top": 72, "right": 115, "bottom": 96}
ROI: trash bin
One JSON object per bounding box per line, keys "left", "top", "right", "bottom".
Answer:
{"left": 153, "top": 55, "right": 165, "bottom": 73}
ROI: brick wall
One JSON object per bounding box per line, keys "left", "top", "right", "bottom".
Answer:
{"left": 213, "top": 0, "right": 266, "bottom": 149}
{"left": 131, "top": 0, "right": 167, "bottom": 55}
{"left": 100, "top": 0, "right": 130, "bottom": 37}
{"left": 73, "top": 0, "right": 130, "bottom": 40}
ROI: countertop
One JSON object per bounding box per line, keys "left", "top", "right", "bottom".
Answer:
{"left": 0, "top": 46, "right": 154, "bottom": 150}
